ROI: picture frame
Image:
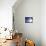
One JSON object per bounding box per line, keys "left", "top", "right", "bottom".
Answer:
{"left": 25, "top": 17, "right": 33, "bottom": 23}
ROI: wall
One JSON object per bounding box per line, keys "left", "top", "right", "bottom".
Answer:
{"left": 41, "top": 0, "right": 46, "bottom": 46}
{"left": 13, "top": 0, "right": 41, "bottom": 46}
{"left": 0, "top": 0, "right": 46, "bottom": 46}
{"left": 0, "top": 0, "right": 16, "bottom": 30}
